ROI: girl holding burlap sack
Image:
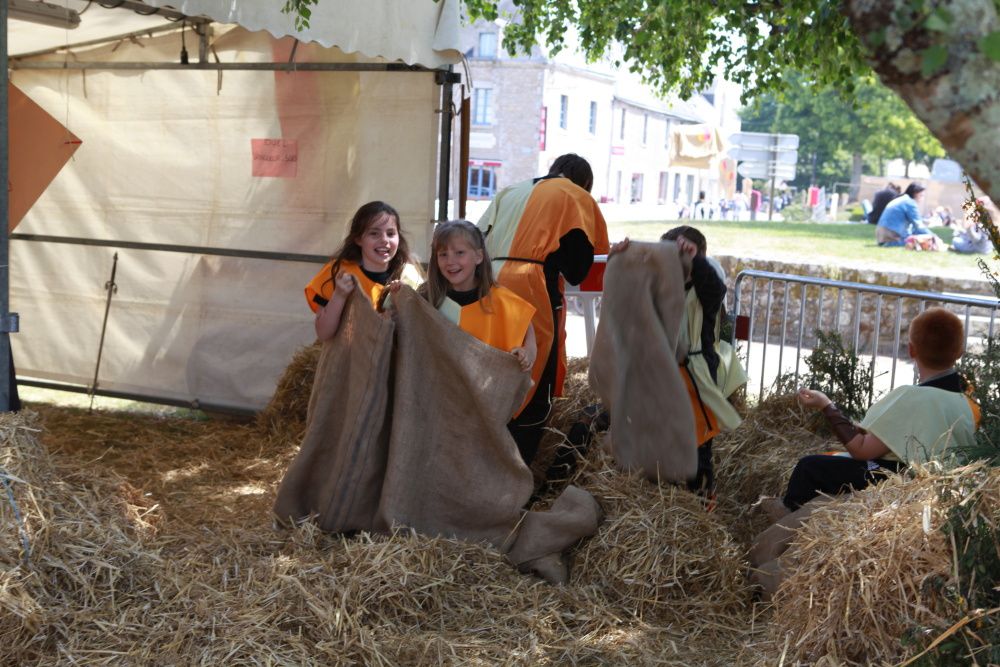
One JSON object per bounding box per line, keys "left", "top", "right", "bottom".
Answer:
{"left": 660, "top": 226, "right": 746, "bottom": 505}
{"left": 418, "top": 220, "right": 537, "bottom": 380}
{"left": 304, "top": 201, "right": 421, "bottom": 341}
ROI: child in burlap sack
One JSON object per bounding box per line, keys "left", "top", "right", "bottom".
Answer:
{"left": 417, "top": 219, "right": 537, "bottom": 379}
{"left": 660, "top": 226, "right": 745, "bottom": 507}
{"left": 304, "top": 201, "right": 420, "bottom": 341}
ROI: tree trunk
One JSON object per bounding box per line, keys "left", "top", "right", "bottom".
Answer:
{"left": 850, "top": 152, "right": 863, "bottom": 201}
{"left": 905, "top": 161, "right": 911, "bottom": 178}
{"left": 842, "top": 0, "right": 1000, "bottom": 203}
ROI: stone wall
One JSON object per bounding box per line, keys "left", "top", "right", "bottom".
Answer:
{"left": 715, "top": 255, "right": 999, "bottom": 356}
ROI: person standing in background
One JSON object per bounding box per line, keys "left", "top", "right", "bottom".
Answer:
{"left": 477, "top": 154, "right": 610, "bottom": 466}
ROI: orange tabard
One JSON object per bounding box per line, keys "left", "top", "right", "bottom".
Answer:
{"left": 967, "top": 394, "right": 982, "bottom": 430}
{"left": 455, "top": 286, "right": 536, "bottom": 353}
{"left": 682, "top": 366, "right": 721, "bottom": 446}
{"left": 304, "top": 260, "right": 384, "bottom": 313}
{"left": 489, "top": 179, "right": 609, "bottom": 399}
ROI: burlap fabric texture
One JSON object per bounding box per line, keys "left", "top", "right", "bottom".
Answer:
{"left": 589, "top": 241, "right": 698, "bottom": 483}
{"left": 273, "top": 287, "right": 600, "bottom": 580}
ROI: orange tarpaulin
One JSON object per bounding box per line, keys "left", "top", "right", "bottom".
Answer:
{"left": 8, "top": 82, "right": 80, "bottom": 230}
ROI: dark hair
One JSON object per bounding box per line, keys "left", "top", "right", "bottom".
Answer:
{"left": 909, "top": 307, "right": 964, "bottom": 369}
{"left": 548, "top": 153, "right": 594, "bottom": 192}
{"left": 661, "top": 225, "right": 707, "bottom": 257}
{"left": 421, "top": 219, "right": 496, "bottom": 309}
{"left": 326, "top": 201, "right": 411, "bottom": 291}
{"left": 887, "top": 182, "right": 901, "bottom": 194}
{"left": 904, "top": 183, "right": 926, "bottom": 198}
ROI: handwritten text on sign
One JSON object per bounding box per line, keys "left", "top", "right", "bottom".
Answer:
{"left": 252, "top": 139, "right": 298, "bottom": 178}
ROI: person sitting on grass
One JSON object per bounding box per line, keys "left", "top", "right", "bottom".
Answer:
{"left": 761, "top": 307, "right": 980, "bottom": 522}
{"left": 875, "top": 183, "right": 943, "bottom": 251}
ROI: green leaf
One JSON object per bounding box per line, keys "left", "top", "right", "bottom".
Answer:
{"left": 979, "top": 31, "right": 1000, "bottom": 61}
{"left": 920, "top": 45, "right": 948, "bottom": 77}
{"left": 924, "top": 9, "right": 952, "bottom": 32}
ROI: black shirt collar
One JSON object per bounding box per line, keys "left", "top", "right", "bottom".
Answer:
{"left": 919, "top": 368, "right": 966, "bottom": 393}
{"left": 360, "top": 266, "right": 391, "bottom": 285}
{"left": 447, "top": 287, "right": 480, "bottom": 306}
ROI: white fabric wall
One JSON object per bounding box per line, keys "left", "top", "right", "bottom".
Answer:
{"left": 11, "top": 27, "right": 440, "bottom": 410}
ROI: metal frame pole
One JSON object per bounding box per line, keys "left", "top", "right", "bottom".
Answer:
{"left": 1, "top": 0, "right": 14, "bottom": 412}
{"left": 436, "top": 66, "right": 459, "bottom": 221}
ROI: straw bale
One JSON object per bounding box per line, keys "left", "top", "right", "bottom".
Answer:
{"left": 256, "top": 342, "right": 322, "bottom": 444}
{"left": 0, "top": 410, "right": 168, "bottom": 663}
{"left": 753, "top": 466, "right": 994, "bottom": 666}
{"left": 713, "top": 392, "right": 831, "bottom": 545}
{"left": 569, "top": 445, "right": 752, "bottom": 624}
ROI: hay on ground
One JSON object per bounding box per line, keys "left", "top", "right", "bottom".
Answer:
{"left": 10, "top": 398, "right": 758, "bottom": 665}
{"left": 714, "top": 392, "right": 831, "bottom": 545}
{"left": 11, "top": 354, "right": 995, "bottom": 666}
{"left": 751, "top": 464, "right": 1000, "bottom": 666}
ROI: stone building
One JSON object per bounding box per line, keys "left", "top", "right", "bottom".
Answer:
{"left": 451, "top": 18, "right": 742, "bottom": 213}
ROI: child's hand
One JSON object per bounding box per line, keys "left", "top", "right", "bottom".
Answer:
{"left": 511, "top": 346, "right": 535, "bottom": 372}
{"left": 675, "top": 236, "right": 698, "bottom": 260}
{"left": 334, "top": 272, "right": 356, "bottom": 296}
{"left": 608, "top": 238, "right": 630, "bottom": 258}
{"left": 797, "top": 388, "right": 832, "bottom": 410}
{"left": 386, "top": 280, "right": 403, "bottom": 294}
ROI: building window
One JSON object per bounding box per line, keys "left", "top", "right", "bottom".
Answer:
{"left": 468, "top": 165, "right": 498, "bottom": 199}
{"left": 477, "top": 32, "right": 498, "bottom": 58}
{"left": 559, "top": 95, "right": 569, "bottom": 129}
{"left": 665, "top": 120, "right": 672, "bottom": 149}
{"left": 588, "top": 101, "right": 597, "bottom": 135}
{"left": 686, "top": 174, "right": 696, "bottom": 204}
{"left": 658, "top": 171, "right": 669, "bottom": 203}
{"left": 619, "top": 109, "right": 626, "bottom": 140}
{"left": 631, "top": 173, "right": 644, "bottom": 203}
{"left": 616, "top": 171, "right": 623, "bottom": 203}
{"left": 642, "top": 113, "right": 649, "bottom": 145}
{"left": 673, "top": 173, "right": 682, "bottom": 201}
{"left": 472, "top": 88, "right": 493, "bottom": 126}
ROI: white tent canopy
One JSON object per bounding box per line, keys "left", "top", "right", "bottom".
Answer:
{"left": 8, "top": 0, "right": 463, "bottom": 68}
{"left": 5, "top": 1, "right": 463, "bottom": 412}
{"left": 142, "top": 0, "right": 462, "bottom": 68}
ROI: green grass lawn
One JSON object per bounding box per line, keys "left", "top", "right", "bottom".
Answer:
{"left": 607, "top": 219, "right": 992, "bottom": 281}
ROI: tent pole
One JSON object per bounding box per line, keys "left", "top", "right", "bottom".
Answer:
{"left": 459, "top": 89, "right": 470, "bottom": 219}
{"left": 0, "top": 0, "right": 15, "bottom": 413}
{"left": 436, "top": 66, "right": 458, "bottom": 221}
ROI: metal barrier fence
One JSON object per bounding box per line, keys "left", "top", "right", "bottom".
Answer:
{"left": 565, "top": 262, "right": 1000, "bottom": 401}
{"left": 731, "top": 269, "right": 1000, "bottom": 397}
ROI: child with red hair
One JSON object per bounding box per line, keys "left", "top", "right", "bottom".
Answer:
{"left": 763, "top": 306, "right": 980, "bottom": 521}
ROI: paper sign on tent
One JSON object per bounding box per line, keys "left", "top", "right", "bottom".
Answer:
{"left": 8, "top": 82, "right": 82, "bottom": 231}
{"left": 252, "top": 138, "right": 298, "bottom": 178}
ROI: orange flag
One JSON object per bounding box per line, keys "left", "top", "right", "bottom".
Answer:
{"left": 8, "top": 81, "right": 81, "bottom": 230}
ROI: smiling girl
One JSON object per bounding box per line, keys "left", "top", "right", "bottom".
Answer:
{"left": 420, "top": 220, "right": 537, "bottom": 375}
{"left": 305, "top": 201, "right": 413, "bottom": 341}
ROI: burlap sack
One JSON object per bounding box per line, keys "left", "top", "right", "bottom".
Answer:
{"left": 273, "top": 291, "right": 394, "bottom": 532}
{"left": 588, "top": 241, "right": 697, "bottom": 483}
{"left": 273, "top": 287, "right": 600, "bottom": 579}
{"left": 749, "top": 498, "right": 830, "bottom": 598}
{"left": 375, "top": 287, "right": 536, "bottom": 545}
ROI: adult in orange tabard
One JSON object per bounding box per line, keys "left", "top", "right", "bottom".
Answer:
{"left": 477, "top": 154, "right": 610, "bottom": 465}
